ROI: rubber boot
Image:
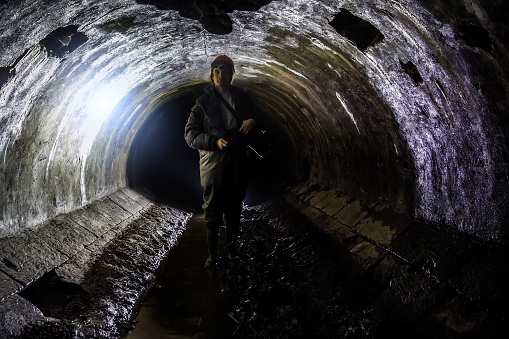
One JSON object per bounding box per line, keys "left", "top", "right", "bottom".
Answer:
{"left": 225, "top": 205, "right": 241, "bottom": 260}
{"left": 204, "top": 229, "right": 219, "bottom": 268}
{"left": 225, "top": 226, "right": 239, "bottom": 260}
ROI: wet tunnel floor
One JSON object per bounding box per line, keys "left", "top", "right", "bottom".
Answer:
{"left": 126, "top": 202, "right": 381, "bottom": 338}
{"left": 124, "top": 200, "right": 478, "bottom": 339}
{"left": 11, "top": 198, "right": 506, "bottom": 338}
{"left": 126, "top": 214, "right": 236, "bottom": 338}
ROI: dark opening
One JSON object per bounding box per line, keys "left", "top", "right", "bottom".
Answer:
{"left": 126, "top": 84, "right": 205, "bottom": 210}
{"left": 0, "top": 67, "right": 15, "bottom": 90}
{"left": 329, "top": 9, "right": 384, "bottom": 52}
{"left": 135, "top": 0, "right": 273, "bottom": 35}
{"left": 39, "top": 25, "right": 89, "bottom": 58}
{"left": 2, "top": 257, "right": 18, "bottom": 270}
{"left": 457, "top": 22, "right": 492, "bottom": 53}
{"left": 126, "top": 83, "right": 288, "bottom": 211}
{"left": 301, "top": 157, "right": 311, "bottom": 181}
{"left": 18, "top": 270, "right": 89, "bottom": 319}
{"left": 400, "top": 59, "right": 424, "bottom": 86}
{"left": 0, "top": 48, "right": 30, "bottom": 90}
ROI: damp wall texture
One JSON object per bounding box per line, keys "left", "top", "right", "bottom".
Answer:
{"left": 0, "top": 0, "right": 508, "bottom": 241}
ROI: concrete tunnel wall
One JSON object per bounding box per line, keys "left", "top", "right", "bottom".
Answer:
{"left": 0, "top": 0, "right": 508, "bottom": 242}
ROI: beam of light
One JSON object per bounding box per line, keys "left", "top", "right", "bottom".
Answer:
{"left": 84, "top": 80, "right": 129, "bottom": 139}
{"left": 79, "top": 78, "right": 130, "bottom": 204}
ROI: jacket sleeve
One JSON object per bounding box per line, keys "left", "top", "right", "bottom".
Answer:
{"left": 184, "top": 103, "right": 219, "bottom": 150}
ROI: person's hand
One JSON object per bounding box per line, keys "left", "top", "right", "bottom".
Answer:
{"left": 217, "top": 138, "right": 228, "bottom": 150}
{"left": 239, "top": 118, "right": 257, "bottom": 135}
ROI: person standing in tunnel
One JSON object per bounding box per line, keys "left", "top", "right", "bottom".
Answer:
{"left": 184, "top": 55, "right": 259, "bottom": 268}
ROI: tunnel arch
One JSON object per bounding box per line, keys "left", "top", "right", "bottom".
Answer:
{"left": 0, "top": 0, "right": 508, "bottom": 242}
{"left": 125, "top": 81, "right": 295, "bottom": 210}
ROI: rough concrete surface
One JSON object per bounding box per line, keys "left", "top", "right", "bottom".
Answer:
{"left": 1, "top": 0, "right": 508, "bottom": 242}
{"left": 0, "top": 188, "right": 191, "bottom": 338}
{"left": 0, "top": 183, "right": 506, "bottom": 338}
{"left": 0, "top": 229, "right": 69, "bottom": 286}
{"left": 0, "top": 0, "right": 508, "bottom": 336}
{"left": 283, "top": 182, "right": 508, "bottom": 337}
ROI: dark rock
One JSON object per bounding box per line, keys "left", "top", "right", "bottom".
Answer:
{"left": 0, "top": 67, "right": 15, "bottom": 90}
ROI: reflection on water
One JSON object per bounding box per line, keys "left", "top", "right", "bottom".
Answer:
{"left": 127, "top": 214, "right": 237, "bottom": 339}
{"left": 128, "top": 199, "right": 385, "bottom": 338}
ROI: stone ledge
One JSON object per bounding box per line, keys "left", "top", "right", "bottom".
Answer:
{"left": 285, "top": 182, "right": 411, "bottom": 253}
{"left": 284, "top": 181, "right": 509, "bottom": 313}
{"left": 0, "top": 272, "right": 21, "bottom": 302}
{"left": 0, "top": 230, "right": 68, "bottom": 289}
{"left": 0, "top": 201, "right": 191, "bottom": 338}
{"left": 0, "top": 187, "right": 153, "bottom": 301}
{"left": 32, "top": 216, "right": 97, "bottom": 258}
{"left": 108, "top": 189, "right": 146, "bottom": 214}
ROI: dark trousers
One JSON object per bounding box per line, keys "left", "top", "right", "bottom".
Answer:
{"left": 202, "top": 152, "right": 248, "bottom": 242}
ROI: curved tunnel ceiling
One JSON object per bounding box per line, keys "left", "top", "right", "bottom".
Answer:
{"left": 0, "top": 0, "right": 508, "bottom": 242}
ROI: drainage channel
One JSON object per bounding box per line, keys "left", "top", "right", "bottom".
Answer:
{"left": 125, "top": 200, "right": 386, "bottom": 338}
{"left": 126, "top": 214, "right": 237, "bottom": 338}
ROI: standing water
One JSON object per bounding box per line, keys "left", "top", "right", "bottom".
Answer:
{"left": 126, "top": 200, "right": 384, "bottom": 338}
{"left": 125, "top": 199, "right": 495, "bottom": 338}
{"left": 127, "top": 214, "right": 237, "bottom": 338}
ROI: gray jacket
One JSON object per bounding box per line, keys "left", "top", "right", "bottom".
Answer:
{"left": 185, "top": 85, "right": 256, "bottom": 191}
{"left": 184, "top": 85, "right": 256, "bottom": 150}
